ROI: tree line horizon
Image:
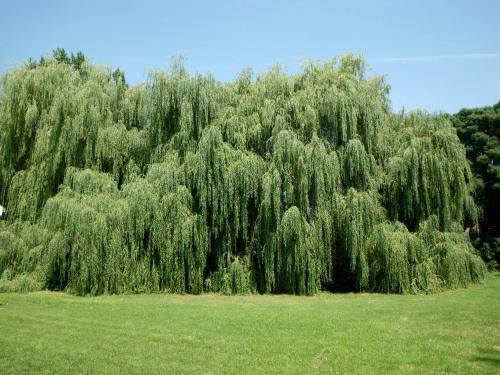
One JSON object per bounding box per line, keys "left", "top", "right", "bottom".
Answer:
{"left": 0, "top": 49, "right": 487, "bottom": 295}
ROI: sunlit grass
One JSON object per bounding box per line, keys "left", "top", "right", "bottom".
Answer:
{"left": 1, "top": 273, "right": 498, "bottom": 374}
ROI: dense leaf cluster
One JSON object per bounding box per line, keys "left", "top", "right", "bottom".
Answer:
{"left": 451, "top": 102, "right": 500, "bottom": 267}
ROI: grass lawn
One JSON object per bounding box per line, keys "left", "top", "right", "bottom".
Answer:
{"left": 0, "top": 273, "right": 499, "bottom": 374}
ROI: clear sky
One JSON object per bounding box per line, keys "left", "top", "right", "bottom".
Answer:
{"left": 1, "top": 0, "right": 499, "bottom": 113}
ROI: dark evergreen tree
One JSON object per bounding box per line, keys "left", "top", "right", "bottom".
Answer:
{"left": 451, "top": 102, "right": 500, "bottom": 267}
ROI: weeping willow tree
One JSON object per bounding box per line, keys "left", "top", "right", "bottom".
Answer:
{"left": 0, "top": 52, "right": 485, "bottom": 295}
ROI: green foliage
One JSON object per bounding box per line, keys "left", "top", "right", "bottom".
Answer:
{"left": 385, "top": 113, "right": 477, "bottom": 231}
{"left": 367, "top": 221, "right": 433, "bottom": 293}
{"left": 341, "top": 139, "right": 379, "bottom": 191}
{"left": 278, "top": 206, "right": 315, "bottom": 295}
{"left": 152, "top": 185, "right": 208, "bottom": 294}
{"left": 0, "top": 53, "right": 485, "bottom": 295}
{"left": 208, "top": 256, "right": 254, "bottom": 294}
{"left": 451, "top": 102, "right": 500, "bottom": 267}
{"left": 418, "top": 216, "right": 486, "bottom": 289}
{"left": 336, "top": 189, "right": 384, "bottom": 290}
{"left": 0, "top": 221, "right": 48, "bottom": 292}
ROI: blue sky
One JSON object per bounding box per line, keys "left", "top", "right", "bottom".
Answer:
{"left": 1, "top": 0, "right": 499, "bottom": 113}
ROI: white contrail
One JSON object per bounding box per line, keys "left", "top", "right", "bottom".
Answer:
{"left": 369, "top": 53, "right": 500, "bottom": 63}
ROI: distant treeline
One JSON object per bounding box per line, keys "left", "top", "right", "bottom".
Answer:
{"left": 0, "top": 50, "right": 485, "bottom": 295}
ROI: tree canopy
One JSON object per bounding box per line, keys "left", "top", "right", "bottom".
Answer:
{"left": 0, "top": 52, "right": 485, "bottom": 295}
{"left": 450, "top": 102, "right": 500, "bottom": 268}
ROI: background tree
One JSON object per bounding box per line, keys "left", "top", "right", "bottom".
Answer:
{"left": 450, "top": 102, "right": 500, "bottom": 268}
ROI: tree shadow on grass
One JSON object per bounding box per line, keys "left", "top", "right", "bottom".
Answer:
{"left": 471, "top": 347, "right": 500, "bottom": 367}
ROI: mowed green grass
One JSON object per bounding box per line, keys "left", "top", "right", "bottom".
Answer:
{"left": 1, "top": 274, "right": 499, "bottom": 374}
